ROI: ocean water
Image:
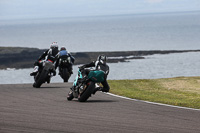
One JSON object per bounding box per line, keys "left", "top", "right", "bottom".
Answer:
{"left": 1, "top": 12, "right": 200, "bottom": 84}
{"left": 0, "top": 11, "right": 200, "bottom": 52}
{"left": 1, "top": 52, "right": 200, "bottom": 84}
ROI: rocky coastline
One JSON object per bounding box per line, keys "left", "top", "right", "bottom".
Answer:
{"left": 1, "top": 47, "right": 200, "bottom": 69}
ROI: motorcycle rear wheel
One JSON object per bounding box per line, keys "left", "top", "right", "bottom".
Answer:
{"left": 67, "top": 90, "right": 74, "bottom": 101}
{"left": 61, "top": 68, "right": 70, "bottom": 82}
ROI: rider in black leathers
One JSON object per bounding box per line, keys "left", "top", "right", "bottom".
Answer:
{"left": 79, "top": 55, "right": 110, "bottom": 94}
{"left": 30, "top": 42, "right": 59, "bottom": 76}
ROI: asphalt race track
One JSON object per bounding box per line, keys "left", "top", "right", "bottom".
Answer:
{"left": 0, "top": 83, "right": 200, "bottom": 133}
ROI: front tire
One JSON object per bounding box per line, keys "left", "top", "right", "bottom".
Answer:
{"left": 34, "top": 70, "right": 48, "bottom": 88}
{"left": 78, "top": 82, "right": 95, "bottom": 102}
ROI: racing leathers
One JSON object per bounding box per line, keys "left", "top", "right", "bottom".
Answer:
{"left": 55, "top": 50, "right": 75, "bottom": 74}
{"left": 80, "top": 60, "right": 110, "bottom": 93}
{"left": 30, "top": 48, "right": 59, "bottom": 76}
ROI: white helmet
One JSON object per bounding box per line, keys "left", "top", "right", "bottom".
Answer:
{"left": 50, "top": 42, "right": 58, "bottom": 49}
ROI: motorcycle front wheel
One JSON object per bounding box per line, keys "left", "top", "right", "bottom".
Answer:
{"left": 34, "top": 70, "right": 48, "bottom": 88}
{"left": 78, "top": 82, "right": 95, "bottom": 102}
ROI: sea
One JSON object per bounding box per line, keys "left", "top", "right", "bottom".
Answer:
{"left": 0, "top": 11, "right": 200, "bottom": 84}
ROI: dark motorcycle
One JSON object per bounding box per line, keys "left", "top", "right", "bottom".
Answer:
{"left": 58, "top": 55, "right": 72, "bottom": 82}
{"left": 67, "top": 68, "right": 105, "bottom": 102}
{"left": 33, "top": 60, "right": 56, "bottom": 88}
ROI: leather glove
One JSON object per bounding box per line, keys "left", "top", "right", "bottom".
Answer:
{"left": 78, "top": 66, "right": 85, "bottom": 71}
{"left": 34, "top": 60, "right": 39, "bottom": 66}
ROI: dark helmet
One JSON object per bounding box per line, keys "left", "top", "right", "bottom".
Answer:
{"left": 97, "top": 55, "right": 107, "bottom": 64}
{"left": 60, "top": 46, "right": 66, "bottom": 51}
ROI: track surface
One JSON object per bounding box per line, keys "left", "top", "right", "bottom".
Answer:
{"left": 0, "top": 83, "right": 200, "bottom": 133}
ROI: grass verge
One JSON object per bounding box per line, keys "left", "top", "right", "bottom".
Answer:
{"left": 108, "top": 76, "right": 200, "bottom": 109}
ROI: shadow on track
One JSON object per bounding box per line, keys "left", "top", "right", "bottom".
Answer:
{"left": 82, "top": 100, "right": 117, "bottom": 103}
{"left": 34, "top": 86, "right": 63, "bottom": 89}
{"left": 67, "top": 99, "right": 117, "bottom": 103}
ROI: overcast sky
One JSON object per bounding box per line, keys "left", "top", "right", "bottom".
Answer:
{"left": 0, "top": 0, "right": 200, "bottom": 20}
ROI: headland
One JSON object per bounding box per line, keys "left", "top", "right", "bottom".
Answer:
{"left": 1, "top": 47, "right": 200, "bottom": 69}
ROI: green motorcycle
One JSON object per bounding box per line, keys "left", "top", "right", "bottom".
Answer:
{"left": 67, "top": 68, "right": 105, "bottom": 102}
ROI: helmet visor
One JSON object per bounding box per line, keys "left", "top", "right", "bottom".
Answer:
{"left": 100, "top": 55, "right": 106, "bottom": 64}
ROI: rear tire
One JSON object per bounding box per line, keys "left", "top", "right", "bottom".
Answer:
{"left": 61, "top": 68, "right": 70, "bottom": 82}
{"left": 78, "top": 82, "right": 94, "bottom": 102}
{"left": 67, "top": 90, "right": 74, "bottom": 101}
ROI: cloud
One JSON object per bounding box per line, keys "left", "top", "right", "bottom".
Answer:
{"left": 146, "top": 0, "right": 164, "bottom": 3}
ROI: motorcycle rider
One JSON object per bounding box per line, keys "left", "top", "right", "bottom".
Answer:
{"left": 30, "top": 42, "right": 59, "bottom": 76}
{"left": 79, "top": 54, "right": 110, "bottom": 94}
{"left": 55, "top": 46, "right": 75, "bottom": 74}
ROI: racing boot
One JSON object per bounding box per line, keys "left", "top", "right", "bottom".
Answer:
{"left": 51, "top": 69, "right": 56, "bottom": 76}
{"left": 92, "top": 87, "right": 103, "bottom": 94}
{"left": 69, "top": 67, "right": 73, "bottom": 74}
{"left": 30, "top": 66, "right": 39, "bottom": 76}
{"left": 46, "top": 77, "right": 50, "bottom": 84}
{"left": 69, "top": 70, "right": 73, "bottom": 74}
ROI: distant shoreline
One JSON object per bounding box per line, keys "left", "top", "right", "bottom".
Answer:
{"left": 1, "top": 47, "right": 200, "bottom": 69}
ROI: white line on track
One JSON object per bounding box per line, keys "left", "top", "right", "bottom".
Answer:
{"left": 106, "top": 92, "right": 200, "bottom": 111}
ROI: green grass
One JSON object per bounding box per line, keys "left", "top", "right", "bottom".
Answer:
{"left": 108, "top": 77, "right": 200, "bottom": 109}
